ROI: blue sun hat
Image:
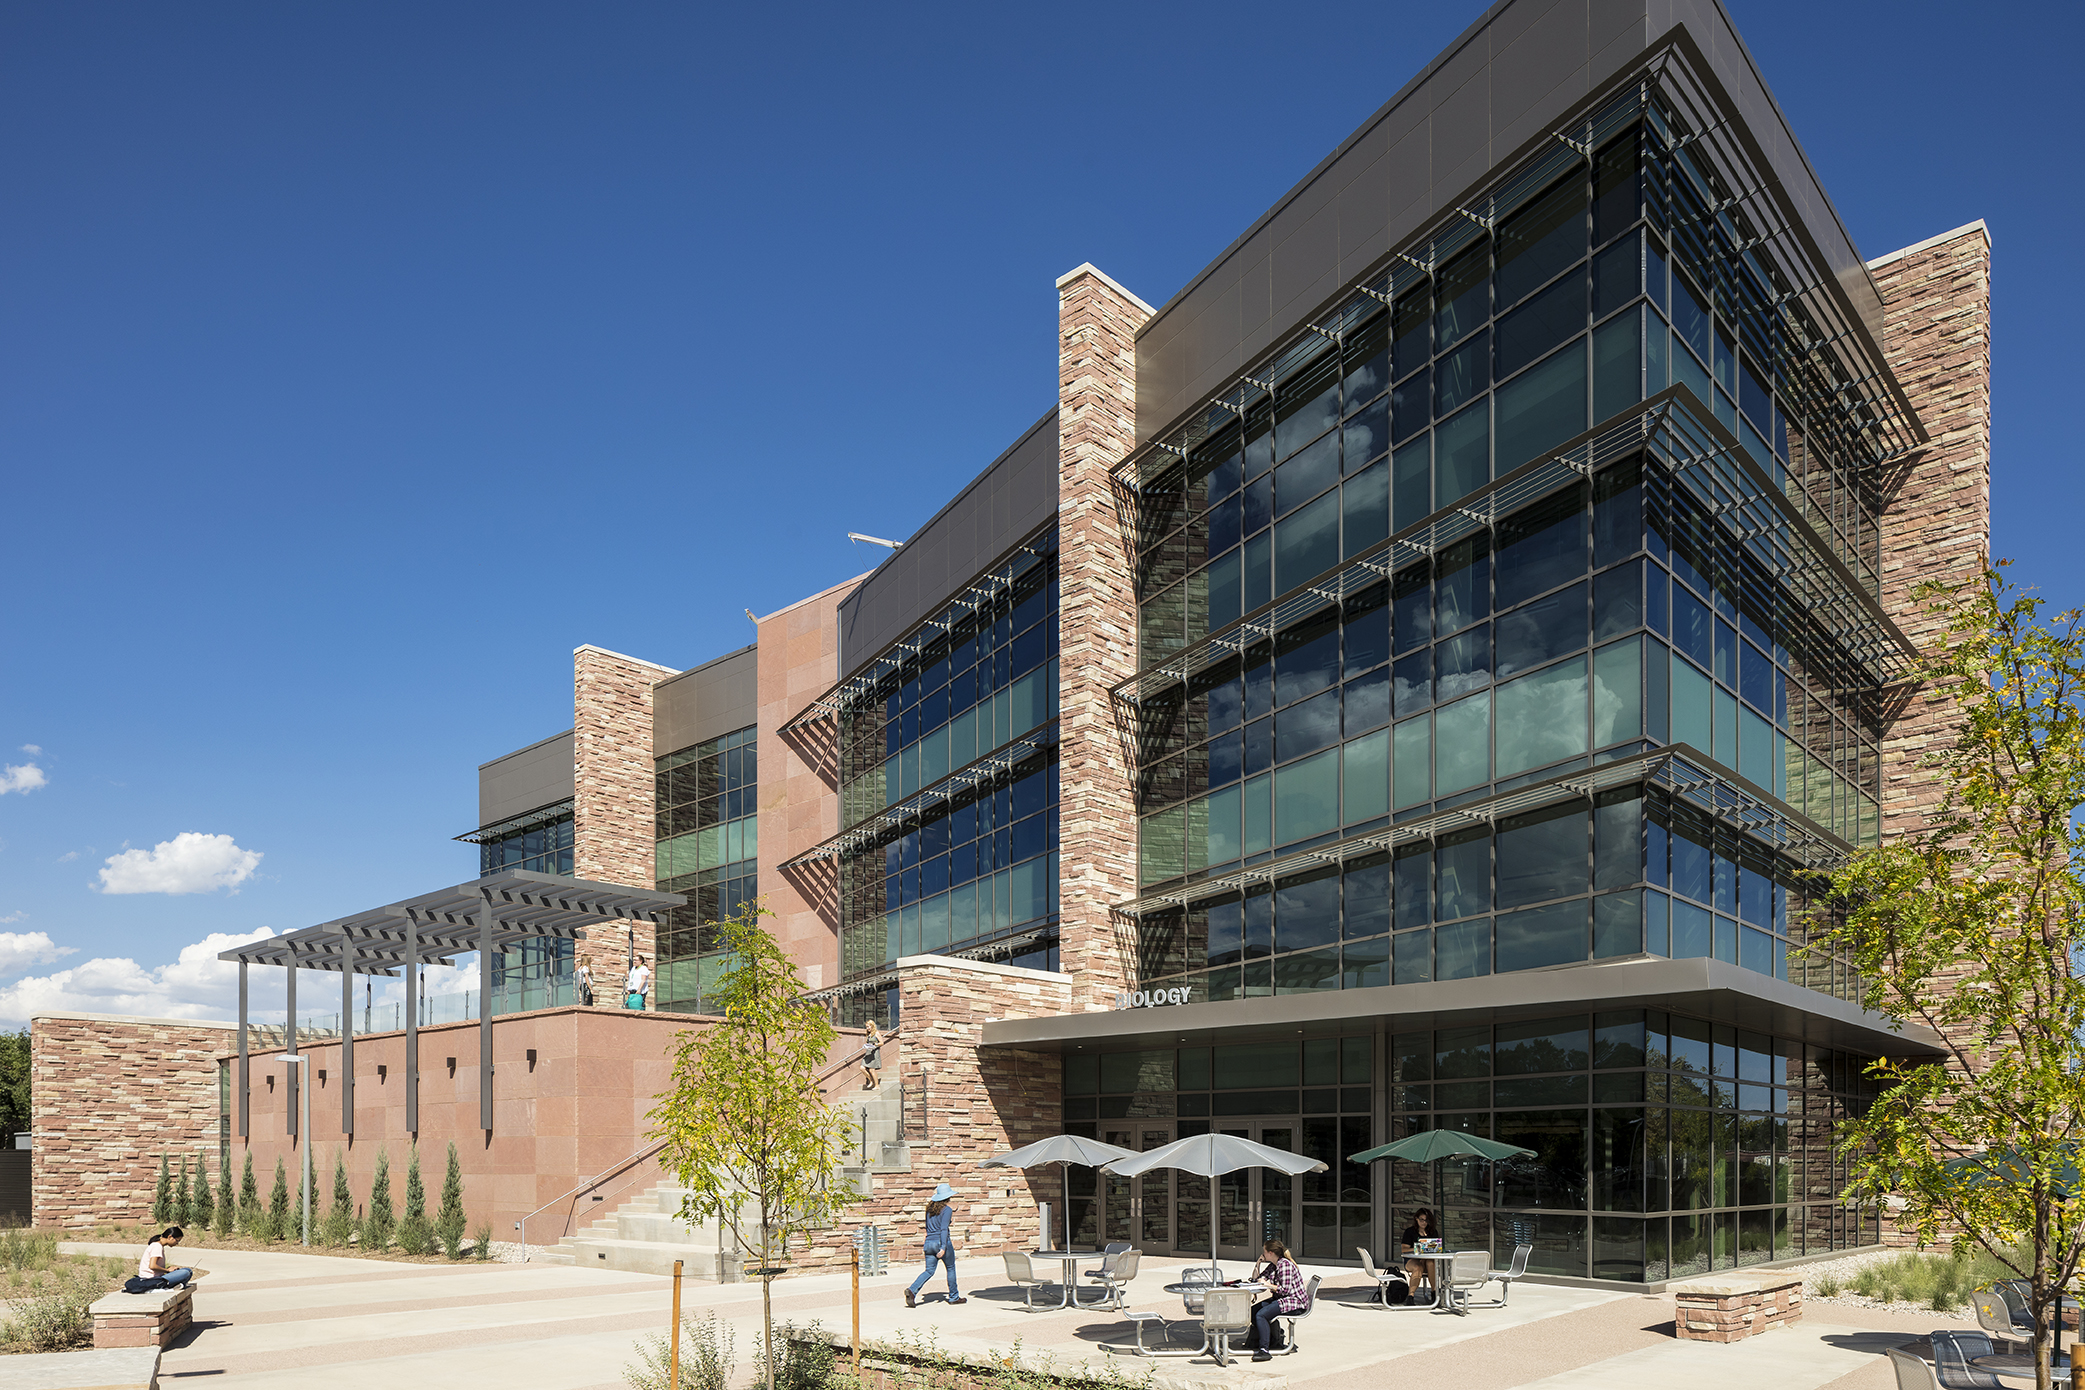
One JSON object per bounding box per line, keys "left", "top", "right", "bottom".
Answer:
{"left": 931, "top": 1182, "right": 955, "bottom": 1201}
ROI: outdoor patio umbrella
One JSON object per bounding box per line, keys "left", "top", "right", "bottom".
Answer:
{"left": 1100, "top": 1131, "right": 1328, "bottom": 1270}
{"left": 1348, "top": 1131, "right": 1535, "bottom": 1165}
{"left": 979, "top": 1134, "right": 1136, "bottom": 1254}
{"left": 1350, "top": 1131, "right": 1536, "bottom": 1246}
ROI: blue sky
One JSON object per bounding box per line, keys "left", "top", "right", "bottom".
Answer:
{"left": 0, "top": 1, "right": 2075, "bottom": 1023}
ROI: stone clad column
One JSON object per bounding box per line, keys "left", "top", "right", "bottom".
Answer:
{"left": 572, "top": 644, "right": 675, "bottom": 986}
{"left": 1869, "top": 223, "right": 1992, "bottom": 844}
{"left": 1054, "top": 265, "right": 1152, "bottom": 1012}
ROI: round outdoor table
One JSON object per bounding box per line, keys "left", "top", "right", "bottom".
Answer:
{"left": 1973, "top": 1354, "right": 2073, "bottom": 1382}
{"left": 1025, "top": 1251, "right": 1108, "bottom": 1309}
{"left": 1405, "top": 1252, "right": 1466, "bottom": 1314}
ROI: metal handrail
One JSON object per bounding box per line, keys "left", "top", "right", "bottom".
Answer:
{"left": 511, "top": 1036, "right": 884, "bottom": 1261}
{"left": 514, "top": 1137, "right": 669, "bottom": 1261}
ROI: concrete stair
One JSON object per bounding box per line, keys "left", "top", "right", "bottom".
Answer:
{"left": 537, "top": 1182, "right": 744, "bottom": 1279}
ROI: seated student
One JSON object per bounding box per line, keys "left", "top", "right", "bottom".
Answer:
{"left": 1401, "top": 1208, "right": 1439, "bottom": 1302}
{"left": 136, "top": 1226, "right": 193, "bottom": 1289}
{"left": 1243, "top": 1239, "right": 1309, "bottom": 1361}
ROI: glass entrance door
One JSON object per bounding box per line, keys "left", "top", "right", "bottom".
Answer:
{"left": 1213, "top": 1123, "right": 1299, "bottom": 1262}
{"left": 1137, "top": 1128, "right": 1173, "bottom": 1251}
{"left": 1102, "top": 1126, "right": 1136, "bottom": 1245}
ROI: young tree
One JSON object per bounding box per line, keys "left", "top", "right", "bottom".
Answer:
{"left": 211, "top": 1152, "right": 232, "bottom": 1237}
{"left": 1807, "top": 565, "right": 2085, "bottom": 1390}
{"left": 151, "top": 1154, "right": 172, "bottom": 1225}
{"left": 237, "top": 1151, "right": 259, "bottom": 1236}
{"left": 172, "top": 1155, "right": 192, "bottom": 1227}
{"left": 266, "top": 1156, "right": 291, "bottom": 1242}
{"left": 651, "top": 904, "right": 856, "bottom": 1390}
{"left": 396, "top": 1147, "right": 431, "bottom": 1255}
{"left": 0, "top": 1029, "right": 31, "bottom": 1149}
{"left": 322, "top": 1150, "right": 355, "bottom": 1247}
{"left": 364, "top": 1148, "right": 396, "bottom": 1252}
{"left": 435, "top": 1143, "right": 466, "bottom": 1259}
{"left": 191, "top": 1152, "right": 214, "bottom": 1231}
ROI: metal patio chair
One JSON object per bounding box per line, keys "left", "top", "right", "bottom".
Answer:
{"left": 1461, "top": 1243, "right": 1533, "bottom": 1308}
{"left": 1199, "top": 1287, "right": 1256, "bottom": 1366}
{"left": 1001, "top": 1251, "right": 1060, "bottom": 1309}
{"left": 1081, "top": 1249, "right": 1141, "bottom": 1311}
{"left": 1929, "top": 1331, "right": 2008, "bottom": 1390}
{"left": 1889, "top": 1348, "right": 1943, "bottom": 1390}
{"left": 1439, "top": 1249, "right": 1493, "bottom": 1315}
{"left": 1269, "top": 1274, "right": 1322, "bottom": 1355}
{"left": 1177, "top": 1265, "right": 1223, "bottom": 1315}
{"left": 1357, "top": 1247, "right": 1416, "bottom": 1307}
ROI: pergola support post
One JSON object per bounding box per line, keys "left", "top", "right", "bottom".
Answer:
{"left": 406, "top": 910, "right": 420, "bottom": 1137}
{"left": 479, "top": 893, "right": 495, "bottom": 1134}
{"left": 285, "top": 946, "right": 298, "bottom": 1137}
{"left": 237, "top": 960, "right": 249, "bottom": 1138}
{"left": 340, "top": 933, "right": 355, "bottom": 1137}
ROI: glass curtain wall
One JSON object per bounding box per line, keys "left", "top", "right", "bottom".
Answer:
{"left": 832, "top": 534, "right": 1063, "bottom": 1027}
{"left": 1386, "top": 1011, "right": 1880, "bottom": 1280}
{"left": 655, "top": 725, "right": 758, "bottom": 1014}
{"left": 478, "top": 806, "right": 574, "bottom": 876}
{"left": 1129, "top": 93, "right": 1884, "bottom": 1007}
{"left": 475, "top": 806, "right": 578, "bottom": 1009}
{"left": 1065, "top": 1015, "right": 1879, "bottom": 1280}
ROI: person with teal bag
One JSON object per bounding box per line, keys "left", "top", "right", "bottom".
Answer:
{"left": 904, "top": 1182, "right": 965, "bottom": 1307}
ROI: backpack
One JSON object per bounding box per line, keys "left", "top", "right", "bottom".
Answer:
{"left": 123, "top": 1275, "right": 171, "bottom": 1294}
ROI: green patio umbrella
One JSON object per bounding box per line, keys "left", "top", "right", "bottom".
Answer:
{"left": 1348, "top": 1131, "right": 1535, "bottom": 1165}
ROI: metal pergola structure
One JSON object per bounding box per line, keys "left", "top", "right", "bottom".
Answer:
{"left": 218, "top": 870, "right": 683, "bottom": 1138}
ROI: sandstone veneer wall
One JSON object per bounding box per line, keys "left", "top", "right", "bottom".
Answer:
{"left": 1054, "top": 265, "right": 1151, "bottom": 1013}
{"left": 31, "top": 1013, "right": 233, "bottom": 1230}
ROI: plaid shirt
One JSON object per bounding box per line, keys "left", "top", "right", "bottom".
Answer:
{"left": 1259, "top": 1256, "right": 1308, "bottom": 1313}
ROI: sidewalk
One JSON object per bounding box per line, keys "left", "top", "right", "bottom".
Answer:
{"left": 55, "top": 1242, "right": 1975, "bottom": 1390}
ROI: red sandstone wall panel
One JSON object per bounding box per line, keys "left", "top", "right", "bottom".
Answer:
{"left": 756, "top": 577, "right": 863, "bottom": 990}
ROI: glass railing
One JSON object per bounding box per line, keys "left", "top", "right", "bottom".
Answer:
{"left": 244, "top": 974, "right": 580, "bottom": 1042}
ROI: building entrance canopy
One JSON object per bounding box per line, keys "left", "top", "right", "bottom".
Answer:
{"left": 218, "top": 869, "right": 683, "bottom": 1138}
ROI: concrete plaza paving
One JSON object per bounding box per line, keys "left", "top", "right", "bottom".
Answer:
{"left": 54, "top": 1242, "right": 1985, "bottom": 1390}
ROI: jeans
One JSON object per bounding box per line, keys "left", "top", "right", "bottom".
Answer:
{"left": 907, "top": 1247, "right": 958, "bottom": 1299}
{"left": 1245, "top": 1299, "right": 1286, "bottom": 1352}
{"left": 161, "top": 1268, "right": 193, "bottom": 1287}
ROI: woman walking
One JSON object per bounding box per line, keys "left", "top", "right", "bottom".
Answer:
{"left": 903, "top": 1182, "right": 965, "bottom": 1308}
{"left": 1244, "top": 1238, "right": 1308, "bottom": 1360}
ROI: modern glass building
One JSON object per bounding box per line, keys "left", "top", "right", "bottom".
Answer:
{"left": 461, "top": 0, "right": 1987, "bottom": 1289}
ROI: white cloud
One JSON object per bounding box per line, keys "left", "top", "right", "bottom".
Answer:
{"left": 0, "top": 764, "right": 46, "bottom": 796}
{"left": 0, "top": 926, "right": 276, "bottom": 1025}
{"left": 54, "top": 851, "right": 77, "bottom": 864}
{"left": 18, "top": 746, "right": 40, "bottom": 756}
{"left": 96, "top": 833, "right": 261, "bottom": 895}
{"left": 0, "top": 911, "right": 21, "bottom": 925}
{"left": 0, "top": 933, "right": 70, "bottom": 977}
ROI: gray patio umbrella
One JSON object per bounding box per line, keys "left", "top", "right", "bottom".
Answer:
{"left": 979, "top": 1134, "right": 1136, "bottom": 1253}
{"left": 1101, "top": 1132, "right": 1328, "bottom": 1269}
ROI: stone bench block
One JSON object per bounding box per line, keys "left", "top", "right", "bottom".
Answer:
{"left": 89, "top": 1284, "right": 193, "bottom": 1349}
{"left": 1670, "top": 1272, "right": 1803, "bottom": 1343}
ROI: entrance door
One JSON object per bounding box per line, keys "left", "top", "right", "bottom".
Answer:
{"left": 1135, "top": 1127, "right": 1173, "bottom": 1251}
{"left": 1101, "top": 1125, "right": 1174, "bottom": 1250}
{"left": 1101, "top": 1126, "right": 1136, "bottom": 1245}
{"left": 1213, "top": 1124, "right": 1299, "bottom": 1262}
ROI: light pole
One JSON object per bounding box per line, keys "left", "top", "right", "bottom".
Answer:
{"left": 279, "top": 1055, "right": 311, "bottom": 1245}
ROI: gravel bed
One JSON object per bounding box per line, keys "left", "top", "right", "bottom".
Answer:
{"left": 1796, "top": 1249, "right": 1976, "bottom": 1315}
